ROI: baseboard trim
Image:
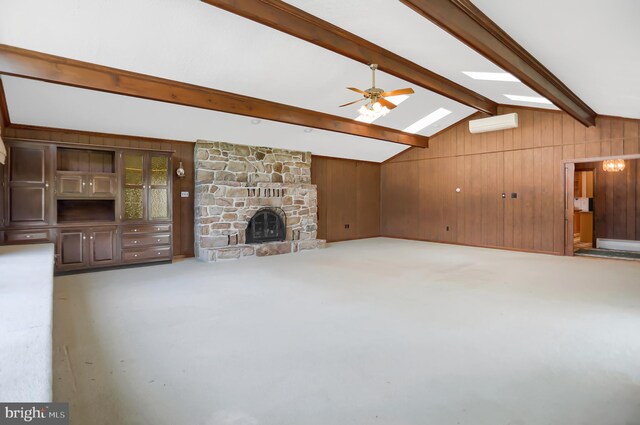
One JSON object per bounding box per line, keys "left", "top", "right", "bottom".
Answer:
{"left": 324, "top": 235, "right": 381, "bottom": 243}
{"left": 381, "top": 235, "right": 561, "bottom": 256}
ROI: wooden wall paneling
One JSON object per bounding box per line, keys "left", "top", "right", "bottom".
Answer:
{"left": 496, "top": 151, "right": 505, "bottom": 247}
{"left": 627, "top": 160, "right": 637, "bottom": 240}
{"left": 469, "top": 154, "right": 482, "bottom": 245}
{"left": 312, "top": 156, "right": 381, "bottom": 242}
{"left": 511, "top": 149, "right": 523, "bottom": 248}
{"left": 455, "top": 155, "right": 465, "bottom": 244}
{"left": 417, "top": 159, "right": 430, "bottom": 240}
{"left": 355, "top": 161, "right": 380, "bottom": 239}
{"left": 613, "top": 168, "right": 627, "bottom": 239}
{"left": 540, "top": 147, "right": 555, "bottom": 252}
{"left": 624, "top": 120, "right": 639, "bottom": 155}
{"left": 503, "top": 150, "right": 514, "bottom": 248}
{"left": 523, "top": 149, "right": 535, "bottom": 250}
{"left": 552, "top": 146, "right": 564, "bottom": 254}
{"left": 442, "top": 156, "right": 457, "bottom": 243}
{"left": 311, "top": 157, "right": 327, "bottom": 241}
{"left": 533, "top": 147, "right": 543, "bottom": 250}
{"left": 380, "top": 107, "right": 640, "bottom": 255}
{"left": 564, "top": 162, "right": 575, "bottom": 255}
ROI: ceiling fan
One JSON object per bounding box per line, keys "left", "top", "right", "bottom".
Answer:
{"left": 340, "top": 63, "right": 414, "bottom": 117}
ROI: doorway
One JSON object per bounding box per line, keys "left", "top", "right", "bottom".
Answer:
{"left": 565, "top": 155, "right": 640, "bottom": 260}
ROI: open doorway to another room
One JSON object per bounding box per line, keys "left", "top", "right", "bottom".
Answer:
{"left": 572, "top": 157, "right": 640, "bottom": 260}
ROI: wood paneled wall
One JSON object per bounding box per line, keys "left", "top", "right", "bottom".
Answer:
{"left": 381, "top": 106, "right": 640, "bottom": 254}
{"left": 2, "top": 126, "right": 195, "bottom": 257}
{"left": 577, "top": 159, "right": 640, "bottom": 242}
{"left": 312, "top": 156, "right": 380, "bottom": 242}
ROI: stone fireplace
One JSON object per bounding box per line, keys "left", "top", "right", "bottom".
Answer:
{"left": 194, "top": 141, "right": 325, "bottom": 262}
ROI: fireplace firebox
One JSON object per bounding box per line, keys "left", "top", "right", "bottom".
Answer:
{"left": 246, "top": 208, "right": 286, "bottom": 244}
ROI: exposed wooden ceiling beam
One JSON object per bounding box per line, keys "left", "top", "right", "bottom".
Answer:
{"left": 400, "top": 0, "right": 597, "bottom": 127}
{"left": 201, "top": 0, "right": 498, "bottom": 116}
{"left": 0, "top": 78, "right": 11, "bottom": 128}
{"left": 0, "top": 44, "right": 428, "bottom": 148}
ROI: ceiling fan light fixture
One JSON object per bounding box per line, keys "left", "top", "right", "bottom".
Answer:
{"left": 358, "top": 102, "right": 390, "bottom": 120}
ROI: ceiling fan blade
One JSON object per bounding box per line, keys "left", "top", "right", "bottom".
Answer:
{"left": 377, "top": 98, "right": 397, "bottom": 110}
{"left": 339, "top": 98, "right": 367, "bottom": 107}
{"left": 347, "top": 87, "right": 369, "bottom": 95}
{"left": 381, "top": 88, "right": 415, "bottom": 97}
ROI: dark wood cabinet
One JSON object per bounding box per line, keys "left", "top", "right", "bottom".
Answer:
{"left": 57, "top": 226, "right": 118, "bottom": 271}
{"left": 122, "top": 152, "right": 171, "bottom": 222}
{"left": 88, "top": 227, "right": 118, "bottom": 267}
{"left": 2, "top": 139, "right": 173, "bottom": 273}
{"left": 57, "top": 229, "right": 86, "bottom": 270}
{"left": 6, "top": 143, "right": 52, "bottom": 227}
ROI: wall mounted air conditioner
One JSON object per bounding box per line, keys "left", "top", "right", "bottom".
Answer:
{"left": 469, "top": 113, "right": 518, "bottom": 134}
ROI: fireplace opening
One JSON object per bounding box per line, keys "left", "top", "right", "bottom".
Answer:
{"left": 246, "top": 207, "right": 286, "bottom": 244}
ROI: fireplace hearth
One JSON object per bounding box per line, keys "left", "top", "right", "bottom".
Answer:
{"left": 246, "top": 208, "right": 286, "bottom": 244}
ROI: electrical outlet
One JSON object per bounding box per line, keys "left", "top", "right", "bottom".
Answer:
{"left": 511, "top": 192, "right": 518, "bottom": 199}
{"left": 181, "top": 191, "right": 190, "bottom": 198}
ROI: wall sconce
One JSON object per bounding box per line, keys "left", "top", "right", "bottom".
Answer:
{"left": 176, "top": 161, "right": 185, "bottom": 178}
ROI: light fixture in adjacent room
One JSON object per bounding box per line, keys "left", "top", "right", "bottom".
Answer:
{"left": 602, "top": 159, "right": 625, "bottom": 172}
{"left": 463, "top": 71, "right": 520, "bottom": 82}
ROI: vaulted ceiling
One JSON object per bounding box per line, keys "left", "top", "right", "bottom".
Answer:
{"left": 0, "top": 0, "right": 637, "bottom": 162}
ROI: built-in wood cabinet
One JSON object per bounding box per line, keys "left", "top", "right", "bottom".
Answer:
{"left": 122, "top": 152, "right": 171, "bottom": 222}
{"left": 6, "top": 142, "right": 53, "bottom": 227}
{"left": 57, "top": 227, "right": 118, "bottom": 271}
{"left": 56, "top": 173, "right": 117, "bottom": 198}
{"left": 1, "top": 139, "right": 173, "bottom": 273}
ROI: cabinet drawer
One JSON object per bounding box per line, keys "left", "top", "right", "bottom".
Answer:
{"left": 121, "top": 224, "right": 171, "bottom": 235}
{"left": 122, "top": 246, "right": 171, "bottom": 262}
{"left": 122, "top": 233, "right": 171, "bottom": 248}
{"left": 5, "top": 229, "right": 53, "bottom": 243}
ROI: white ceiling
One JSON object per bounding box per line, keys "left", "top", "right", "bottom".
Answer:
{"left": 472, "top": 0, "right": 640, "bottom": 119}
{"left": 0, "top": 0, "right": 637, "bottom": 162}
{"left": 286, "top": 0, "right": 556, "bottom": 110}
{"left": 1, "top": 75, "right": 409, "bottom": 163}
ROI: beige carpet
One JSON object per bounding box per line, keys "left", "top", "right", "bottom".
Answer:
{"left": 53, "top": 238, "right": 640, "bottom": 425}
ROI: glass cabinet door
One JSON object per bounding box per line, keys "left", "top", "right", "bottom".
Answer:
{"left": 123, "top": 153, "right": 145, "bottom": 221}
{"left": 148, "top": 154, "right": 170, "bottom": 220}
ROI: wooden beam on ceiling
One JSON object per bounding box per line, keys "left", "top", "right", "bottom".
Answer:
{"left": 0, "top": 78, "right": 11, "bottom": 128}
{"left": 400, "top": 0, "right": 597, "bottom": 127}
{"left": 201, "top": 0, "right": 498, "bottom": 116}
{"left": 0, "top": 44, "right": 428, "bottom": 149}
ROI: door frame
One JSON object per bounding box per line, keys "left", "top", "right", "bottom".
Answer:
{"left": 563, "top": 153, "right": 640, "bottom": 256}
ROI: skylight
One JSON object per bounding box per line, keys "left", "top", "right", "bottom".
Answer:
{"left": 504, "top": 94, "right": 553, "bottom": 104}
{"left": 403, "top": 108, "right": 452, "bottom": 134}
{"left": 463, "top": 71, "right": 520, "bottom": 82}
{"left": 354, "top": 95, "right": 410, "bottom": 124}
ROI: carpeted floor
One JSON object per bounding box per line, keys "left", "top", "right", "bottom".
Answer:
{"left": 53, "top": 238, "right": 640, "bottom": 425}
